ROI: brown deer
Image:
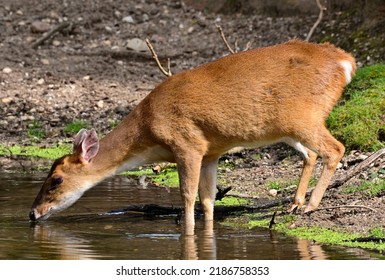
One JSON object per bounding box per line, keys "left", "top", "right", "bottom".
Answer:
{"left": 29, "top": 40, "right": 356, "bottom": 235}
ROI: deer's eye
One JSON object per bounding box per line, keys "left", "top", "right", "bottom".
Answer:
{"left": 49, "top": 176, "right": 63, "bottom": 191}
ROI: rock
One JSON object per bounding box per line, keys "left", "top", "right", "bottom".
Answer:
{"left": 268, "top": 189, "right": 278, "bottom": 197}
{"left": 1, "top": 97, "right": 13, "bottom": 104}
{"left": 2, "top": 67, "right": 12, "bottom": 74}
{"left": 122, "top": 16, "right": 135, "bottom": 23}
{"left": 52, "top": 40, "right": 61, "bottom": 46}
{"left": 337, "top": 162, "right": 343, "bottom": 169}
{"left": 357, "top": 154, "right": 368, "bottom": 161}
{"left": 96, "top": 100, "right": 104, "bottom": 108}
{"left": 30, "top": 21, "right": 51, "bottom": 33}
{"left": 37, "top": 78, "right": 45, "bottom": 85}
{"left": 125, "top": 38, "right": 148, "bottom": 52}
{"left": 40, "top": 58, "right": 50, "bottom": 65}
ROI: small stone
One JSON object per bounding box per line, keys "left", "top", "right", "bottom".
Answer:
{"left": 125, "top": 38, "right": 148, "bottom": 52}
{"left": 1, "top": 97, "right": 13, "bottom": 104}
{"left": 82, "top": 75, "right": 91, "bottom": 80}
{"left": 122, "top": 16, "right": 135, "bottom": 23}
{"left": 105, "top": 26, "right": 113, "bottom": 33}
{"left": 357, "top": 154, "right": 368, "bottom": 161}
{"left": 52, "top": 40, "right": 61, "bottom": 46}
{"left": 40, "top": 58, "right": 50, "bottom": 65}
{"left": 269, "top": 189, "right": 278, "bottom": 197}
{"left": 96, "top": 100, "right": 104, "bottom": 108}
{"left": 2, "top": 67, "right": 12, "bottom": 74}
{"left": 30, "top": 21, "right": 51, "bottom": 33}
{"left": 37, "top": 78, "right": 45, "bottom": 85}
{"left": 288, "top": 222, "right": 297, "bottom": 229}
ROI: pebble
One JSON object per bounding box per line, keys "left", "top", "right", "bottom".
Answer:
{"left": 96, "top": 100, "right": 104, "bottom": 108}
{"left": 268, "top": 189, "right": 278, "bottom": 197}
{"left": 122, "top": 16, "right": 135, "bottom": 23}
{"left": 30, "top": 21, "right": 51, "bottom": 33}
{"left": 125, "top": 38, "right": 148, "bottom": 52}
{"left": 1, "top": 97, "right": 13, "bottom": 104}
{"left": 40, "top": 58, "right": 50, "bottom": 65}
{"left": 2, "top": 67, "right": 12, "bottom": 74}
{"left": 37, "top": 78, "right": 45, "bottom": 85}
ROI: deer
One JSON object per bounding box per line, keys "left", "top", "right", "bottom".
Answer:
{"left": 29, "top": 40, "right": 356, "bottom": 235}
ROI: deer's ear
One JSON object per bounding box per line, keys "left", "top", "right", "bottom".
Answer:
{"left": 73, "top": 129, "right": 88, "bottom": 152}
{"left": 73, "top": 129, "right": 99, "bottom": 163}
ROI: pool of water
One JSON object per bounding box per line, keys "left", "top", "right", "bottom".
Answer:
{"left": 0, "top": 171, "right": 382, "bottom": 260}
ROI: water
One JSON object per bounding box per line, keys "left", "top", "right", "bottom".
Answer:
{"left": 0, "top": 171, "right": 382, "bottom": 260}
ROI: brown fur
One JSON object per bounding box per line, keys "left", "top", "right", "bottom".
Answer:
{"left": 30, "top": 40, "right": 356, "bottom": 235}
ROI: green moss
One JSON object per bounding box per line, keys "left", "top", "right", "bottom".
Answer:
{"left": 0, "top": 144, "right": 71, "bottom": 160}
{"left": 369, "top": 227, "right": 385, "bottom": 238}
{"left": 125, "top": 165, "right": 180, "bottom": 188}
{"left": 215, "top": 196, "right": 250, "bottom": 206}
{"left": 327, "top": 64, "right": 385, "bottom": 152}
{"left": 248, "top": 213, "right": 385, "bottom": 252}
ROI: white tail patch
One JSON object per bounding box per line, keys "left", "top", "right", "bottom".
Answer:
{"left": 339, "top": 60, "right": 353, "bottom": 85}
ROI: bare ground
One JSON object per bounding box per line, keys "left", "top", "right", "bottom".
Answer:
{"left": 1, "top": 0, "right": 385, "bottom": 236}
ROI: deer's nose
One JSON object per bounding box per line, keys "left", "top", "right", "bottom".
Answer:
{"left": 29, "top": 209, "right": 37, "bottom": 221}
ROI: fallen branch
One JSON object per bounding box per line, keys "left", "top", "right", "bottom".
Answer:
{"left": 329, "top": 148, "right": 385, "bottom": 189}
{"left": 32, "top": 22, "right": 71, "bottom": 49}
{"left": 145, "top": 39, "right": 172, "bottom": 77}
{"left": 316, "top": 204, "right": 377, "bottom": 212}
{"left": 107, "top": 200, "right": 291, "bottom": 217}
{"left": 350, "top": 236, "right": 385, "bottom": 243}
{"left": 305, "top": 0, "right": 326, "bottom": 41}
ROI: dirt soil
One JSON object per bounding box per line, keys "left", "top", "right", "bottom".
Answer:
{"left": 1, "top": 0, "right": 384, "bottom": 236}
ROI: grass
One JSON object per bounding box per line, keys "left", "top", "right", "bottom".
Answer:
{"left": 327, "top": 64, "right": 385, "bottom": 152}
{"left": 63, "top": 120, "right": 89, "bottom": 135}
{"left": 27, "top": 120, "right": 46, "bottom": 140}
{"left": 248, "top": 213, "right": 385, "bottom": 252}
{"left": 343, "top": 178, "right": 385, "bottom": 197}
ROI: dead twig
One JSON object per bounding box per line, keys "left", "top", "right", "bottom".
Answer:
{"left": 306, "top": 0, "right": 326, "bottom": 41}
{"left": 216, "top": 25, "right": 235, "bottom": 54}
{"left": 269, "top": 211, "right": 277, "bottom": 229}
{"left": 32, "top": 22, "right": 71, "bottom": 49}
{"left": 145, "top": 39, "right": 172, "bottom": 77}
{"left": 216, "top": 25, "right": 254, "bottom": 54}
{"left": 316, "top": 204, "right": 377, "bottom": 212}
